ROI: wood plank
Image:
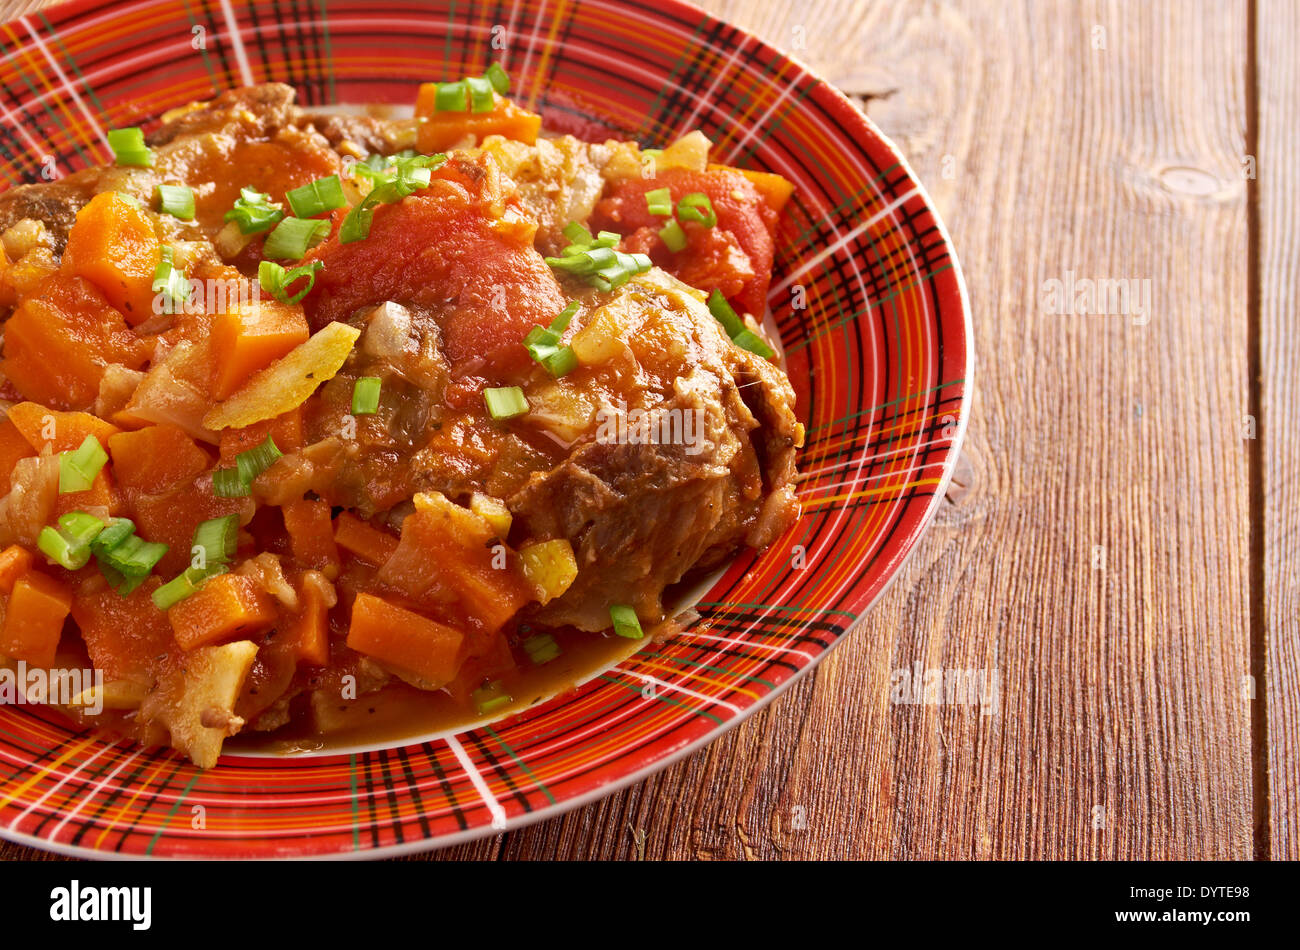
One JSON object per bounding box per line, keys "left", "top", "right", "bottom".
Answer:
{"left": 1259, "top": 0, "right": 1300, "bottom": 861}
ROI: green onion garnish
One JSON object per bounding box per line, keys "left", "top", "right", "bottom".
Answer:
{"left": 484, "top": 386, "right": 529, "bottom": 421}
{"left": 658, "top": 219, "right": 687, "bottom": 252}
{"left": 151, "top": 565, "right": 226, "bottom": 611}
{"left": 707, "top": 289, "right": 746, "bottom": 337}
{"left": 522, "top": 633, "right": 561, "bottom": 665}
{"left": 224, "top": 186, "right": 285, "bottom": 235}
{"left": 90, "top": 517, "right": 136, "bottom": 556}
{"left": 351, "top": 377, "right": 382, "bottom": 415}
{"left": 152, "top": 245, "right": 189, "bottom": 314}
{"left": 212, "top": 467, "right": 249, "bottom": 498}
{"left": 707, "top": 290, "right": 775, "bottom": 358}
{"left": 107, "top": 127, "right": 153, "bottom": 168}
{"left": 100, "top": 533, "right": 168, "bottom": 578}
{"left": 466, "top": 76, "right": 494, "bottom": 113}
{"left": 258, "top": 259, "right": 323, "bottom": 305}
{"left": 191, "top": 514, "right": 238, "bottom": 569}
{"left": 236, "top": 434, "right": 282, "bottom": 484}
{"left": 523, "top": 301, "right": 581, "bottom": 377}
{"left": 485, "top": 62, "right": 510, "bottom": 94}
{"left": 286, "top": 175, "right": 346, "bottom": 218}
{"left": 562, "top": 221, "right": 594, "bottom": 245}
{"left": 609, "top": 604, "right": 644, "bottom": 639}
{"left": 262, "top": 216, "right": 330, "bottom": 260}
{"left": 37, "top": 511, "right": 106, "bottom": 570}
{"left": 340, "top": 153, "right": 445, "bottom": 244}
{"left": 156, "top": 183, "right": 195, "bottom": 221}
{"left": 435, "top": 80, "right": 469, "bottom": 112}
{"left": 645, "top": 187, "right": 672, "bottom": 216}
{"left": 472, "top": 681, "right": 512, "bottom": 715}
{"left": 545, "top": 224, "right": 650, "bottom": 292}
{"left": 677, "top": 192, "right": 717, "bottom": 228}
{"left": 59, "top": 435, "right": 108, "bottom": 494}
{"left": 99, "top": 560, "right": 146, "bottom": 596}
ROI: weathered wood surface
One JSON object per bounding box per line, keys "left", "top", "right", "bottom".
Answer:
{"left": 0, "top": 0, "right": 1277, "bottom": 861}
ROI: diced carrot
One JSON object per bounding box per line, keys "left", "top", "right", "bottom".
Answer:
{"left": 0, "top": 545, "right": 33, "bottom": 595}
{"left": 167, "top": 572, "right": 277, "bottom": 651}
{"left": 346, "top": 592, "right": 465, "bottom": 685}
{"left": 285, "top": 579, "right": 331, "bottom": 666}
{"left": 216, "top": 406, "right": 304, "bottom": 464}
{"left": 107, "top": 423, "right": 210, "bottom": 495}
{"left": 54, "top": 467, "right": 124, "bottom": 519}
{"left": 61, "top": 191, "right": 161, "bottom": 325}
{"left": 283, "top": 499, "right": 340, "bottom": 573}
{"left": 0, "top": 419, "right": 35, "bottom": 494}
{"left": 131, "top": 486, "right": 252, "bottom": 576}
{"left": 210, "top": 299, "right": 311, "bottom": 401}
{"left": 2, "top": 277, "right": 151, "bottom": 410}
{"left": 414, "top": 87, "right": 542, "bottom": 152}
{"left": 707, "top": 163, "right": 795, "bottom": 215}
{"left": 333, "top": 512, "right": 399, "bottom": 565}
{"left": 70, "top": 575, "right": 176, "bottom": 683}
{"left": 0, "top": 570, "right": 72, "bottom": 669}
{"left": 6, "top": 401, "right": 121, "bottom": 453}
{"left": 381, "top": 501, "right": 532, "bottom": 633}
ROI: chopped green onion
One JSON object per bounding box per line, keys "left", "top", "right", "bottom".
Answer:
{"left": 155, "top": 184, "right": 195, "bottom": 221}
{"left": 522, "top": 633, "right": 561, "bottom": 665}
{"left": 99, "top": 560, "right": 146, "bottom": 596}
{"left": 550, "top": 301, "right": 579, "bottom": 333}
{"left": 484, "top": 386, "right": 529, "bottom": 421}
{"left": 707, "top": 289, "right": 746, "bottom": 337}
{"left": 38, "top": 526, "right": 89, "bottom": 570}
{"left": 472, "top": 681, "right": 512, "bottom": 715}
{"left": 523, "top": 301, "right": 581, "bottom": 377}
{"left": 151, "top": 565, "right": 226, "bottom": 611}
{"left": 101, "top": 533, "right": 168, "bottom": 578}
{"left": 677, "top": 192, "right": 717, "bottom": 228}
{"left": 340, "top": 153, "right": 445, "bottom": 244}
{"left": 645, "top": 187, "right": 673, "bottom": 216}
{"left": 224, "top": 186, "right": 285, "bottom": 235}
{"left": 286, "top": 175, "right": 346, "bottom": 218}
{"left": 609, "top": 604, "right": 644, "bottom": 639}
{"left": 212, "top": 467, "right": 249, "bottom": 498}
{"left": 485, "top": 62, "right": 510, "bottom": 94}
{"left": 107, "top": 127, "right": 154, "bottom": 168}
{"left": 731, "top": 328, "right": 776, "bottom": 359}
{"left": 259, "top": 259, "right": 323, "bottom": 305}
{"left": 191, "top": 514, "right": 238, "bottom": 569}
{"left": 59, "top": 511, "right": 106, "bottom": 546}
{"left": 562, "top": 221, "right": 594, "bottom": 245}
{"left": 90, "top": 517, "right": 136, "bottom": 556}
{"left": 435, "top": 80, "right": 469, "bottom": 112}
{"left": 658, "top": 219, "right": 687, "bottom": 252}
{"left": 262, "top": 216, "right": 330, "bottom": 260}
{"left": 707, "top": 290, "right": 775, "bottom": 358}
{"left": 116, "top": 193, "right": 144, "bottom": 210}
{"left": 351, "top": 377, "right": 382, "bottom": 415}
{"left": 466, "top": 76, "right": 494, "bottom": 113}
{"left": 152, "top": 245, "right": 189, "bottom": 314}
{"left": 236, "top": 434, "right": 283, "bottom": 485}
{"left": 59, "top": 435, "right": 108, "bottom": 494}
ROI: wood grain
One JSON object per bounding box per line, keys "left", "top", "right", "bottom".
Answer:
{"left": 1259, "top": 0, "right": 1299, "bottom": 861}
{"left": 0, "top": 0, "right": 1273, "bottom": 861}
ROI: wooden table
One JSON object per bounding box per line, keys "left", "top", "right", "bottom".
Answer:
{"left": 1, "top": 0, "right": 1293, "bottom": 861}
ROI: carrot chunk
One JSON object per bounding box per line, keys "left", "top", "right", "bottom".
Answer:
{"left": 346, "top": 592, "right": 465, "bottom": 685}
{"left": 108, "top": 423, "right": 211, "bottom": 494}
{"left": 210, "top": 299, "right": 311, "bottom": 400}
{"left": 0, "top": 570, "right": 72, "bottom": 669}
{"left": 0, "top": 545, "right": 33, "bottom": 595}
{"left": 285, "top": 579, "right": 331, "bottom": 666}
{"left": 283, "top": 499, "right": 340, "bottom": 573}
{"left": 61, "top": 191, "right": 161, "bottom": 325}
{"left": 7, "top": 401, "right": 122, "bottom": 453}
{"left": 332, "top": 512, "right": 399, "bottom": 565}
{"left": 414, "top": 86, "right": 541, "bottom": 152}
{"left": 167, "top": 573, "right": 277, "bottom": 651}
{"left": 70, "top": 575, "right": 175, "bottom": 683}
